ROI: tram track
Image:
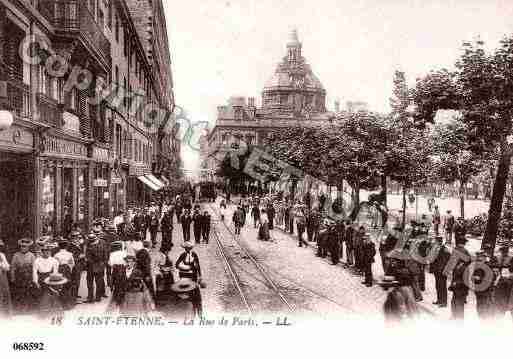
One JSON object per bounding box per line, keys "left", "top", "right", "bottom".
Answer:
{"left": 207, "top": 203, "right": 296, "bottom": 314}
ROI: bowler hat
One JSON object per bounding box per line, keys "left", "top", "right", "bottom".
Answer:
{"left": 92, "top": 227, "right": 102, "bottom": 234}
{"left": 87, "top": 233, "right": 97, "bottom": 241}
{"left": 70, "top": 231, "right": 81, "bottom": 237}
{"left": 18, "top": 238, "right": 34, "bottom": 247}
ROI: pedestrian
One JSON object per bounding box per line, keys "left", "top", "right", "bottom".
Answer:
{"left": 251, "top": 204, "right": 261, "bottom": 228}
{"left": 432, "top": 206, "right": 441, "bottom": 236}
{"left": 288, "top": 203, "right": 295, "bottom": 235}
{"left": 32, "top": 244, "right": 61, "bottom": 317}
{"left": 116, "top": 254, "right": 155, "bottom": 316}
{"left": 354, "top": 226, "right": 366, "bottom": 273}
{"left": 345, "top": 221, "right": 354, "bottom": 266}
{"left": 148, "top": 212, "right": 160, "bottom": 248}
{"left": 106, "top": 241, "right": 127, "bottom": 312}
{"left": 180, "top": 209, "right": 192, "bottom": 242}
{"left": 175, "top": 200, "right": 183, "bottom": 224}
{"left": 361, "top": 234, "right": 376, "bottom": 287}
{"left": 0, "top": 240, "right": 12, "bottom": 318}
{"left": 473, "top": 250, "right": 496, "bottom": 320}
{"left": 160, "top": 210, "right": 174, "bottom": 255}
{"left": 85, "top": 233, "right": 108, "bottom": 303}
{"left": 295, "top": 206, "right": 308, "bottom": 247}
{"left": 176, "top": 242, "right": 203, "bottom": 317}
{"left": 379, "top": 276, "right": 419, "bottom": 325}
{"left": 284, "top": 202, "right": 291, "bottom": 232}
{"left": 444, "top": 210, "right": 455, "bottom": 245}
{"left": 267, "top": 203, "right": 275, "bottom": 230}
{"left": 53, "top": 239, "right": 75, "bottom": 309}
{"left": 493, "top": 245, "right": 513, "bottom": 319}
{"left": 219, "top": 200, "right": 226, "bottom": 222}
{"left": 10, "top": 238, "right": 36, "bottom": 313}
{"left": 201, "top": 211, "right": 211, "bottom": 244}
{"left": 136, "top": 239, "right": 156, "bottom": 300}
{"left": 233, "top": 206, "right": 244, "bottom": 235}
{"left": 449, "top": 236, "right": 471, "bottom": 320}
{"left": 454, "top": 217, "right": 467, "bottom": 243}
{"left": 429, "top": 236, "right": 450, "bottom": 307}
{"left": 192, "top": 209, "right": 203, "bottom": 244}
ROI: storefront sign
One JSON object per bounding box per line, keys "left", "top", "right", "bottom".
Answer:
{"left": 129, "top": 162, "right": 150, "bottom": 177}
{"left": 111, "top": 177, "right": 122, "bottom": 184}
{"left": 93, "top": 179, "right": 108, "bottom": 187}
{"left": 43, "top": 136, "right": 87, "bottom": 157}
{"left": 93, "top": 146, "right": 111, "bottom": 162}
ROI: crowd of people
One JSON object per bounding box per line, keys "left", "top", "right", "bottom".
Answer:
{"left": 225, "top": 192, "right": 513, "bottom": 324}
{"left": 0, "top": 193, "right": 209, "bottom": 320}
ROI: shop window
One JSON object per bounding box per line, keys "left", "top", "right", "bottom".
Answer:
{"left": 41, "top": 166, "right": 56, "bottom": 236}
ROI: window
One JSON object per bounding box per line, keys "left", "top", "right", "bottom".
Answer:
{"left": 123, "top": 77, "right": 127, "bottom": 109}
{"left": 115, "top": 65, "right": 119, "bottom": 85}
{"left": 115, "top": 15, "right": 119, "bottom": 42}
{"left": 106, "top": 0, "right": 112, "bottom": 30}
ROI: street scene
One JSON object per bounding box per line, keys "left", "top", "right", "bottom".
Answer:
{"left": 2, "top": 0, "right": 513, "bottom": 334}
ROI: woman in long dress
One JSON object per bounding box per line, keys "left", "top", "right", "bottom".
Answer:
{"left": 118, "top": 254, "right": 155, "bottom": 316}
{"left": 33, "top": 244, "right": 64, "bottom": 319}
{"left": 0, "top": 240, "right": 13, "bottom": 318}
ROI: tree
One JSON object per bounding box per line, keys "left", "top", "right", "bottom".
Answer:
{"left": 430, "top": 119, "right": 486, "bottom": 218}
{"left": 413, "top": 37, "right": 513, "bottom": 253}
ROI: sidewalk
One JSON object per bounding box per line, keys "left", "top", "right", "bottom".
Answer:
{"left": 220, "top": 194, "right": 480, "bottom": 321}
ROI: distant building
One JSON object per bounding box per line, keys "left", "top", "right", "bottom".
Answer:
{"left": 346, "top": 101, "right": 369, "bottom": 113}
{"left": 206, "top": 30, "right": 335, "bottom": 177}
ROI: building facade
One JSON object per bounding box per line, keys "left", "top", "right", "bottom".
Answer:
{"left": 0, "top": 0, "right": 177, "bottom": 250}
{"left": 206, "top": 30, "right": 335, "bottom": 177}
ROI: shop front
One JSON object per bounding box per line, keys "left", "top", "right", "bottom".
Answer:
{"left": 91, "top": 145, "right": 113, "bottom": 220}
{"left": 0, "top": 123, "right": 36, "bottom": 255}
{"left": 37, "top": 132, "right": 90, "bottom": 238}
{"left": 127, "top": 162, "right": 157, "bottom": 207}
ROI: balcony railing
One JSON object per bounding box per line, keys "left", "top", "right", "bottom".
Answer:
{"left": 37, "top": 93, "right": 61, "bottom": 127}
{"left": 38, "top": 0, "right": 111, "bottom": 68}
{"left": 7, "top": 80, "right": 31, "bottom": 118}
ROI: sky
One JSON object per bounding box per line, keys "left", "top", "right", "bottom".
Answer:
{"left": 163, "top": 0, "right": 513, "bottom": 176}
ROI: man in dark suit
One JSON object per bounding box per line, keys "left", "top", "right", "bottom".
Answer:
{"left": 160, "top": 210, "right": 174, "bottom": 255}
{"left": 180, "top": 209, "right": 192, "bottom": 241}
{"left": 201, "top": 211, "right": 211, "bottom": 244}
{"left": 430, "top": 236, "right": 450, "bottom": 307}
{"left": 85, "top": 233, "right": 108, "bottom": 302}
{"left": 192, "top": 209, "right": 203, "bottom": 244}
{"left": 267, "top": 203, "right": 275, "bottom": 230}
{"left": 361, "top": 234, "right": 376, "bottom": 287}
{"left": 68, "top": 231, "right": 85, "bottom": 302}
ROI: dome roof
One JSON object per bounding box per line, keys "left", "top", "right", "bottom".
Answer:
{"left": 264, "top": 66, "right": 325, "bottom": 91}
{"left": 263, "top": 31, "right": 325, "bottom": 93}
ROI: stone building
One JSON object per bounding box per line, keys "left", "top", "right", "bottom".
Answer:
{"left": 205, "top": 30, "right": 335, "bottom": 177}
{"left": 0, "top": 0, "right": 177, "bottom": 249}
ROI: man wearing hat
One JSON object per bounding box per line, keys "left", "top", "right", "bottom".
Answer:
{"left": 176, "top": 242, "right": 203, "bottom": 316}
{"left": 493, "top": 245, "right": 513, "bottom": 318}
{"left": 180, "top": 209, "right": 192, "bottom": 242}
{"left": 444, "top": 210, "right": 455, "bottom": 245}
{"left": 361, "top": 234, "right": 377, "bottom": 287}
{"left": 473, "top": 250, "right": 496, "bottom": 320}
{"left": 449, "top": 236, "right": 471, "bottom": 320}
{"left": 85, "top": 233, "right": 108, "bottom": 303}
{"left": 68, "top": 231, "right": 85, "bottom": 301}
{"left": 201, "top": 211, "right": 211, "bottom": 244}
{"left": 192, "top": 208, "right": 203, "bottom": 242}
{"left": 102, "top": 224, "right": 120, "bottom": 251}
{"left": 429, "top": 236, "right": 451, "bottom": 307}
{"left": 10, "top": 238, "right": 36, "bottom": 313}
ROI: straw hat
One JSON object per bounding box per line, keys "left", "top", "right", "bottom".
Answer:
{"left": 171, "top": 278, "right": 198, "bottom": 293}
{"left": 377, "top": 275, "right": 400, "bottom": 290}
{"left": 181, "top": 241, "right": 194, "bottom": 249}
{"left": 44, "top": 273, "right": 68, "bottom": 286}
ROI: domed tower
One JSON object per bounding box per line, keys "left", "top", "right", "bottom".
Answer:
{"left": 262, "top": 30, "right": 327, "bottom": 117}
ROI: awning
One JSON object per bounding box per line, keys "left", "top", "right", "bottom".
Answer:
{"left": 146, "top": 174, "right": 166, "bottom": 189}
{"left": 137, "top": 176, "right": 161, "bottom": 191}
